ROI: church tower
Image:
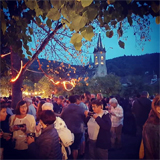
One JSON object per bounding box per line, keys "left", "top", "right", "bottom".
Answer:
{"left": 93, "top": 33, "right": 107, "bottom": 77}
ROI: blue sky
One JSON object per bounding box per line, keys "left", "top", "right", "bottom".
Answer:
{"left": 25, "top": 16, "right": 159, "bottom": 65}
{"left": 89, "top": 17, "right": 160, "bottom": 62}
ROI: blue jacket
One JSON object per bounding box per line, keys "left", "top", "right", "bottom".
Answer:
{"left": 28, "top": 124, "right": 62, "bottom": 159}
{"left": 61, "top": 103, "right": 85, "bottom": 133}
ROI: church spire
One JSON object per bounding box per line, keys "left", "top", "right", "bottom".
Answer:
{"left": 97, "top": 33, "right": 103, "bottom": 49}
{"left": 89, "top": 55, "right": 92, "bottom": 65}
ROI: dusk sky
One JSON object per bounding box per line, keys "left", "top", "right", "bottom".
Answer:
{"left": 26, "top": 16, "right": 160, "bottom": 65}
{"left": 89, "top": 17, "right": 160, "bottom": 62}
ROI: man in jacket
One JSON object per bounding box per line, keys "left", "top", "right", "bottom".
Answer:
{"left": 61, "top": 95, "right": 85, "bottom": 160}
{"left": 132, "top": 91, "right": 151, "bottom": 135}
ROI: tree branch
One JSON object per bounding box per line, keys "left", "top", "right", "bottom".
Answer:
{"left": 22, "top": 23, "right": 63, "bottom": 74}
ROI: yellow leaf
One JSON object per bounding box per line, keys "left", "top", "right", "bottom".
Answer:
{"left": 155, "top": 16, "right": 160, "bottom": 24}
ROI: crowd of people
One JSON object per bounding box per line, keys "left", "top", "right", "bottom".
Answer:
{"left": 0, "top": 91, "right": 159, "bottom": 159}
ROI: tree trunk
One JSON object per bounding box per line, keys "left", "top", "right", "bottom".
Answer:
{"left": 11, "top": 50, "right": 23, "bottom": 109}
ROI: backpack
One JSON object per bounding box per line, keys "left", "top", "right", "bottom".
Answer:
{"left": 54, "top": 117, "right": 74, "bottom": 147}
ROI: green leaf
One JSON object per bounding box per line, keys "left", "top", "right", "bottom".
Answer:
{"left": 28, "top": 56, "right": 32, "bottom": 61}
{"left": 118, "top": 40, "right": 125, "bottom": 49}
{"left": 127, "top": 16, "right": 132, "bottom": 26}
{"left": 27, "top": 51, "right": 32, "bottom": 56}
{"left": 71, "top": 15, "right": 88, "bottom": 31}
{"left": 2, "top": 1, "right": 8, "bottom": 9}
{"left": 46, "top": 8, "right": 61, "bottom": 21}
{"left": 106, "top": 30, "right": 113, "bottom": 38}
{"left": 151, "top": 2, "right": 160, "bottom": 13}
{"left": 50, "top": 0, "right": 64, "bottom": 9}
{"left": 25, "top": 0, "right": 36, "bottom": 10}
{"left": 70, "top": 33, "right": 83, "bottom": 44}
{"left": 74, "top": 41, "right": 82, "bottom": 51}
{"left": 61, "top": 19, "right": 70, "bottom": 28}
{"left": 1, "top": 12, "right": 6, "bottom": 35}
{"left": 81, "top": 26, "right": 94, "bottom": 41}
{"left": 84, "top": 7, "right": 98, "bottom": 21}
{"left": 61, "top": 6, "right": 69, "bottom": 20}
{"left": 81, "top": 0, "right": 93, "bottom": 7}
{"left": 29, "top": 27, "right": 33, "bottom": 35}
{"left": 126, "top": 0, "right": 132, "bottom": 4}
{"left": 155, "top": 16, "right": 160, "bottom": 24}
{"left": 35, "top": 3, "right": 43, "bottom": 17}
{"left": 46, "top": 19, "right": 52, "bottom": 28}
{"left": 36, "top": 17, "right": 41, "bottom": 26}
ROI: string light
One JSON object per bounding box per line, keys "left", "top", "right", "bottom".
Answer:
{"left": 1, "top": 52, "right": 11, "bottom": 58}
{"left": 10, "top": 60, "right": 23, "bottom": 83}
{"left": 37, "top": 58, "right": 76, "bottom": 91}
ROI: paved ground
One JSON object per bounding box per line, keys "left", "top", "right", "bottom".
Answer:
{"left": 80, "top": 133, "right": 142, "bottom": 160}
{"left": 108, "top": 133, "right": 142, "bottom": 160}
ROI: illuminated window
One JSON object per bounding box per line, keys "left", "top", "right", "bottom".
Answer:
{"left": 101, "top": 62, "right": 104, "bottom": 65}
{"left": 95, "top": 62, "right": 98, "bottom": 65}
{"left": 95, "top": 56, "right": 97, "bottom": 58}
{"left": 100, "top": 51, "right": 103, "bottom": 54}
{"left": 101, "top": 56, "right": 104, "bottom": 60}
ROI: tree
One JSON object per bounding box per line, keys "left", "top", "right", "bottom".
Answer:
{"left": 0, "top": 76, "right": 12, "bottom": 97}
{"left": 1, "top": 0, "right": 160, "bottom": 108}
{"left": 88, "top": 74, "right": 121, "bottom": 96}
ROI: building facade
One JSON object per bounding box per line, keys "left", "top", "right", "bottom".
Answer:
{"left": 93, "top": 33, "right": 107, "bottom": 77}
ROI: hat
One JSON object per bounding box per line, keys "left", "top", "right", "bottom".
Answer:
{"left": 42, "top": 102, "right": 53, "bottom": 111}
{"left": 24, "top": 98, "right": 32, "bottom": 103}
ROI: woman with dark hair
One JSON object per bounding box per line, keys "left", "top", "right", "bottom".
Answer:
{"left": 9, "top": 100, "right": 36, "bottom": 159}
{"left": 27, "top": 110, "right": 62, "bottom": 159}
{"left": 139, "top": 95, "right": 160, "bottom": 159}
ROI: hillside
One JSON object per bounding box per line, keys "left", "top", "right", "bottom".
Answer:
{"left": 1, "top": 53, "right": 159, "bottom": 83}
{"left": 106, "top": 53, "right": 159, "bottom": 77}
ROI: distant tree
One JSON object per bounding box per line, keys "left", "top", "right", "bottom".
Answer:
{"left": 88, "top": 74, "right": 121, "bottom": 96}
{"left": 0, "top": 76, "right": 11, "bottom": 97}
{"left": 120, "top": 75, "right": 144, "bottom": 97}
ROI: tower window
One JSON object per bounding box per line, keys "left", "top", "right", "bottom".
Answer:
{"left": 101, "top": 62, "right": 104, "bottom": 65}
{"left": 95, "top": 62, "right": 98, "bottom": 65}
{"left": 101, "top": 56, "right": 104, "bottom": 60}
{"left": 100, "top": 51, "right": 103, "bottom": 54}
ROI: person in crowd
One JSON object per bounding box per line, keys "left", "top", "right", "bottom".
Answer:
{"left": 6, "top": 101, "right": 13, "bottom": 116}
{"left": 81, "top": 95, "right": 86, "bottom": 103}
{"left": 0, "top": 102, "right": 13, "bottom": 159}
{"left": 53, "top": 95, "right": 65, "bottom": 114}
{"left": 9, "top": 100, "right": 36, "bottom": 159}
{"left": 24, "top": 98, "right": 36, "bottom": 119}
{"left": 97, "top": 93, "right": 106, "bottom": 110}
{"left": 132, "top": 91, "right": 151, "bottom": 135}
{"left": 75, "top": 95, "right": 88, "bottom": 111}
{"left": 32, "top": 97, "right": 38, "bottom": 111}
{"left": 36, "top": 100, "right": 45, "bottom": 123}
{"left": 27, "top": 110, "right": 62, "bottom": 159}
{"left": 91, "top": 94, "right": 96, "bottom": 100}
{"left": 109, "top": 98, "right": 124, "bottom": 149}
{"left": 84, "top": 100, "right": 111, "bottom": 159}
{"left": 84, "top": 91, "right": 92, "bottom": 111}
{"left": 35, "top": 102, "right": 72, "bottom": 159}
{"left": 75, "top": 95, "right": 88, "bottom": 158}
{"left": 61, "top": 95, "right": 85, "bottom": 160}
{"left": 139, "top": 95, "right": 160, "bottom": 159}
